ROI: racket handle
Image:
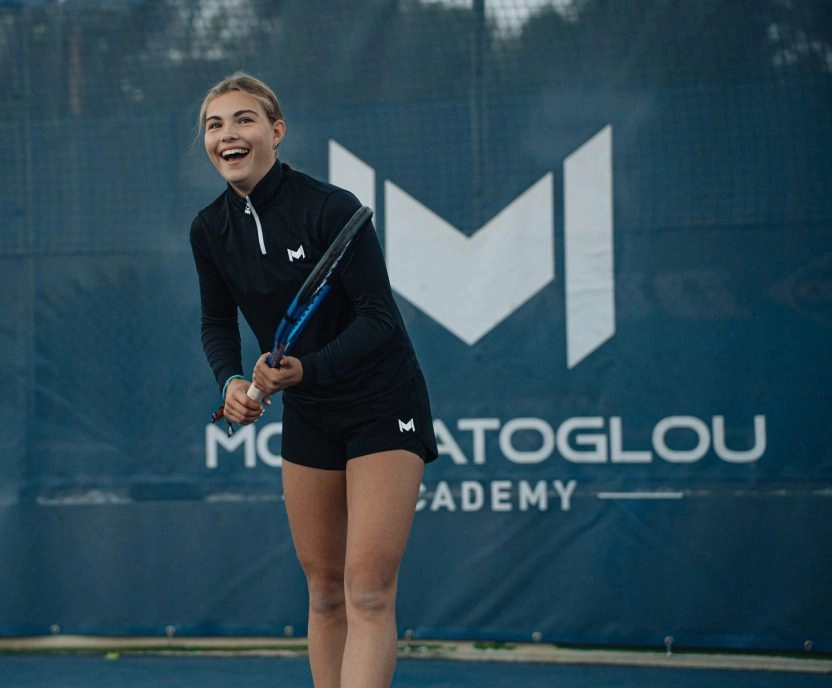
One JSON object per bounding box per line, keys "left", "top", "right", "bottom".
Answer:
{"left": 247, "top": 384, "right": 266, "bottom": 403}
{"left": 249, "top": 348, "right": 283, "bottom": 403}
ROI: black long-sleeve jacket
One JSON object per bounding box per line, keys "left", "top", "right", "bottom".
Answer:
{"left": 190, "top": 160, "right": 418, "bottom": 406}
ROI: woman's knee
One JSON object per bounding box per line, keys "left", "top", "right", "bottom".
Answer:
{"left": 344, "top": 567, "right": 397, "bottom": 619}
{"left": 305, "top": 568, "right": 346, "bottom": 617}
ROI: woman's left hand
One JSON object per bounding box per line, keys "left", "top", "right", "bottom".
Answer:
{"left": 251, "top": 353, "right": 304, "bottom": 396}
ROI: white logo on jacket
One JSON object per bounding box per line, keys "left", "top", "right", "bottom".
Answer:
{"left": 287, "top": 245, "right": 305, "bottom": 262}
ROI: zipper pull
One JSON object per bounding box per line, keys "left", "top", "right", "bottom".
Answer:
{"left": 245, "top": 195, "right": 268, "bottom": 256}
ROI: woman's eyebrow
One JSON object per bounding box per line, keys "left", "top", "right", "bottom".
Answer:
{"left": 205, "top": 109, "right": 259, "bottom": 122}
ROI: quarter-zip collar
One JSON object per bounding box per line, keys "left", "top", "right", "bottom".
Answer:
{"left": 245, "top": 195, "right": 267, "bottom": 255}
{"left": 227, "top": 160, "right": 285, "bottom": 257}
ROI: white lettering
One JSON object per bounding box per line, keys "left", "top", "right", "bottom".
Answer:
{"left": 461, "top": 481, "right": 485, "bottom": 511}
{"left": 256, "top": 422, "right": 283, "bottom": 467}
{"left": 653, "top": 416, "right": 710, "bottom": 463}
{"left": 431, "top": 481, "right": 456, "bottom": 511}
{"left": 434, "top": 419, "right": 468, "bottom": 465}
{"left": 610, "top": 416, "right": 651, "bottom": 463}
{"left": 458, "top": 418, "right": 500, "bottom": 465}
{"left": 416, "top": 483, "right": 427, "bottom": 511}
{"left": 500, "top": 417, "right": 555, "bottom": 464}
{"left": 712, "top": 415, "right": 766, "bottom": 463}
{"left": 206, "top": 423, "right": 256, "bottom": 469}
{"left": 553, "top": 479, "right": 577, "bottom": 511}
{"left": 491, "top": 480, "right": 513, "bottom": 511}
{"left": 519, "top": 480, "right": 548, "bottom": 511}
{"left": 557, "top": 417, "right": 607, "bottom": 463}
{"left": 206, "top": 415, "right": 767, "bottom": 469}
{"left": 415, "top": 480, "right": 579, "bottom": 513}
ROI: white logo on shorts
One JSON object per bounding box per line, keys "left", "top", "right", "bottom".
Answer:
{"left": 398, "top": 418, "right": 415, "bottom": 433}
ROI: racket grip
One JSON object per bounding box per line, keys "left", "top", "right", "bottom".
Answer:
{"left": 247, "top": 384, "right": 266, "bottom": 403}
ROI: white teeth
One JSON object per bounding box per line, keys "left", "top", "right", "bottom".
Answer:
{"left": 221, "top": 148, "right": 249, "bottom": 159}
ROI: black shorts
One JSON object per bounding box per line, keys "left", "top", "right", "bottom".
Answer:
{"left": 280, "top": 372, "right": 439, "bottom": 471}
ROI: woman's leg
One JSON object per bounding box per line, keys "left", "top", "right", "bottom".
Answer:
{"left": 282, "top": 460, "right": 349, "bottom": 688}
{"left": 340, "top": 450, "right": 424, "bottom": 688}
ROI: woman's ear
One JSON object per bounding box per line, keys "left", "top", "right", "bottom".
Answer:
{"left": 272, "top": 119, "right": 286, "bottom": 149}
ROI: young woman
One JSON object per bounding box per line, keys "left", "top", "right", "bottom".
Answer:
{"left": 190, "top": 72, "right": 438, "bottom": 688}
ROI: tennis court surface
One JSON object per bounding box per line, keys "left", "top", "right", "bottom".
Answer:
{"left": 2, "top": 644, "right": 829, "bottom": 688}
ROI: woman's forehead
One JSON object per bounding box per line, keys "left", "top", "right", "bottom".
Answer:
{"left": 205, "top": 90, "right": 263, "bottom": 117}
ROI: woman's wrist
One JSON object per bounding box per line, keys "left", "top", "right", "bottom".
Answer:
{"left": 222, "top": 374, "right": 245, "bottom": 400}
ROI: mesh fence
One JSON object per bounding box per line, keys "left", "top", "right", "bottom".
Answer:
{"left": 2, "top": 0, "right": 831, "bottom": 645}
{"left": 4, "top": 0, "right": 831, "bottom": 252}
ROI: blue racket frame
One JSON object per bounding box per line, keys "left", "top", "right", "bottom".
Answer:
{"left": 211, "top": 205, "right": 373, "bottom": 430}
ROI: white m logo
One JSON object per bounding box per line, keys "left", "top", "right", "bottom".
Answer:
{"left": 288, "top": 245, "right": 305, "bottom": 262}
{"left": 398, "top": 418, "right": 415, "bottom": 433}
{"left": 329, "top": 127, "right": 614, "bottom": 368}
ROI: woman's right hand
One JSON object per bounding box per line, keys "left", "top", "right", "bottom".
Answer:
{"left": 251, "top": 353, "right": 304, "bottom": 395}
{"left": 222, "top": 377, "right": 265, "bottom": 425}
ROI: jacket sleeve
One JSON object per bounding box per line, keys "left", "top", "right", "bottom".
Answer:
{"left": 299, "top": 195, "right": 402, "bottom": 385}
{"left": 189, "top": 215, "right": 243, "bottom": 392}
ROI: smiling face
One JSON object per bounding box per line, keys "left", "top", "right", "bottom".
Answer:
{"left": 203, "top": 90, "right": 285, "bottom": 197}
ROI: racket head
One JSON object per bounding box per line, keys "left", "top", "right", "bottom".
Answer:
{"left": 294, "top": 205, "right": 373, "bottom": 305}
{"left": 266, "top": 205, "right": 372, "bottom": 366}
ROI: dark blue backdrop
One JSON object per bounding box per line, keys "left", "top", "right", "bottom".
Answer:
{"left": 1, "top": 0, "right": 830, "bottom": 653}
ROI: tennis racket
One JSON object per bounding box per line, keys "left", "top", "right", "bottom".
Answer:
{"left": 211, "top": 205, "right": 373, "bottom": 426}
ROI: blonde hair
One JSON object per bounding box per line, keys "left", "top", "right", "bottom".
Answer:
{"left": 197, "top": 71, "right": 284, "bottom": 132}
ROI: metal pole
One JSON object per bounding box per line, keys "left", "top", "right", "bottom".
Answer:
{"left": 470, "top": 0, "right": 486, "bottom": 225}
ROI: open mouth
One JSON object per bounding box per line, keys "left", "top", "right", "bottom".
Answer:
{"left": 220, "top": 147, "right": 250, "bottom": 162}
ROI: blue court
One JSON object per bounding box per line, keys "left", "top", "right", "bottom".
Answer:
{"left": 1, "top": 654, "right": 829, "bottom": 688}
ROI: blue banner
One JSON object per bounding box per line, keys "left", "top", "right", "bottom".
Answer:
{"left": 1, "top": 0, "right": 830, "bottom": 652}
